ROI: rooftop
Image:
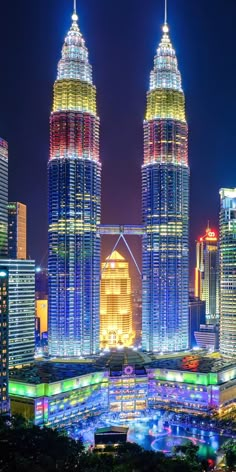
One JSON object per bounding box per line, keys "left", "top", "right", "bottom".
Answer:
{"left": 148, "top": 355, "right": 235, "bottom": 373}
{"left": 10, "top": 362, "right": 104, "bottom": 385}
{"left": 96, "top": 348, "right": 152, "bottom": 368}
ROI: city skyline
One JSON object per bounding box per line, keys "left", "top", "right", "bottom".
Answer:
{"left": 0, "top": 0, "right": 235, "bottom": 276}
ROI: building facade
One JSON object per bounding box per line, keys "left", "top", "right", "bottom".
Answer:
{"left": 142, "top": 21, "right": 189, "bottom": 352}
{"left": 0, "top": 268, "right": 9, "bottom": 413}
{"left": 0, "top": 138, "right": 8, "bottom": 257}
{"left": 219, "top": 188, "right": 236, "bottom": 357}
{"left": 100, "top": 251, "right": 134, "bottom": 348}
{"left": 8, "top": 202, "right": 27, "bottom": 260}
{"left": 9, "top": 355, "right": 236, "bottom": 426}
{"left": 189, "top": 296, "right": 206, "bottom": 349}
{"left": 195, "top": 226, "right": 219, "bottom": 324}
{"left": 48, "top": 8, "right": 101, "bottom": 357}
{"left": 0, "top": 260, "right": 35, "bottom": 367}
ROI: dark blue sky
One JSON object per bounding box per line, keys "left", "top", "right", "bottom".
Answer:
{"left": 0, "top": 0, "right": 236, "bottom": 279}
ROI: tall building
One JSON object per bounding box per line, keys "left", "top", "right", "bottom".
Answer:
{"left": 48, "top": 6, "right": 101, "bottom": 357}
{"left": 0, "top": 268, "right": 9, "bottom": 413}
{"left": 219, "top": 188, "right": 236, "bottom": 357}
{"left": 100, "top": 251, "right": 134, "bottom": 348}
{"left": 8, "top": 202, "right": 27, "bottom": 259}
{"left": 0, "top": 138, "right": 8, "bottom": 257}
{"left": 188, "top": 296, "right": 206, "bottom": 349}
{"left": 0, "top": 260, "right": 35, "bottom": 367}
{"left": 194, "top": 225, "right": 219, "bottom": 324}
{"left": 142, "top": 15, "right": 189, "bottom": 352}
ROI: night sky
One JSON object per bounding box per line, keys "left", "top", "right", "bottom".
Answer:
{"left": 0, "top": 0, "right": 236, "bottom": 284}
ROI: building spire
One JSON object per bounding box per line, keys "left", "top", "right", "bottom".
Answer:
{"left": 163, "top": 0, "right": 169, "bottom": 34}
{"left": 164, "top": 0, "right": 167, "bottom": 25}
{"left": 72, "top": 0, "right": 78, "bottom": 22}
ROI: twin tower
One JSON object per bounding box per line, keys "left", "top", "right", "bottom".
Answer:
{"left": 48, "top": 7, "right": 189, "bottom": 357}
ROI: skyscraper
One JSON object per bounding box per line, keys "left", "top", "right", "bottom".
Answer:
{"left": 100, "top": 251, "right": 134, "bottom": 348}
{"left": 0, "top": 138, "right": 8, "bottom": 257}
{"left": 0, "top": 268, "right": 9, "bottom": 414}
{"left": 0, "top": 260, "right": 35, "bottom": 367}
{"left": 8, "top": 202, "right": 27, "bottom": 259}
{"left": 194, "top": 225, "right": 219, "bottom": 324}
{"left": 219, "top": 188, "right": 236, "bottom": 357}
{"left": 48, "top": 6, "right": 101, "bottom": 357}
{"left": 142, "top": 14, "right": 189, "bottom": 352}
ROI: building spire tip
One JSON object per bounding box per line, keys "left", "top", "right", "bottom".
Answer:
{"left": 72, "top": 0, "right": 78, "bottom": 22}
{"left": 162, "top": 0, "right": 169, "bottom": 33}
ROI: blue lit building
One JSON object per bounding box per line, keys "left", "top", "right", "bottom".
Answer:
{"left": 48, "top": 7, "right": 101, "bottom": 357}
{"left": 142, "top": 19, "right": 189, "bottom": 352}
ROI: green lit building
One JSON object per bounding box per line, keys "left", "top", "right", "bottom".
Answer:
{"left": 9, "top": 354, "right": 236, "bottom": 426}
{"left": 10, "top": 363, "right": 108, "bottom": 426}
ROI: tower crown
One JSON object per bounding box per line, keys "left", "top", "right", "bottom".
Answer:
{"left": 57, "top": 15, "right": 92, "bottom": 84}
{"left": 150, "top": 27, "right": 182, "bottom": 92}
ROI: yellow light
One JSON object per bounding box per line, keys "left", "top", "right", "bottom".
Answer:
{"left": 100, "top": 251, "right": 135, "bottom": 348}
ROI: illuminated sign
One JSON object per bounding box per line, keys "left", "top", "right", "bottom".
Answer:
{"left": 199, "top": 228, "right": 218, "bottom": 242}
{"left": 0, "top": 271, "right": 7, "bottom": 278}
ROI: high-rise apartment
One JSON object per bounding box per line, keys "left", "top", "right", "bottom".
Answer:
{"left": 48, "top": 7, "right": 101, "bottom": 357}
{"left": 0, "top": 138, "right": 8, "bottom": 257}
{"left": 8, "top": 202, "right": 27, "bottom": 259}
{"left": 194, "top": 226, "right": 219, "bottom": 323}
{"left": 100, "top": 251, "right": 134, "bottom": 348}
{"left": 0, "top": 260, "right": 35, "bottom": 367}
{"left": 142, "top": 17, "right": 189, "bottom": 352}
{"left": 0, "top": 268, "right": 9, "bottom": 413}
{"left": 219, "top": 188, "right": 236, "bottom": 357}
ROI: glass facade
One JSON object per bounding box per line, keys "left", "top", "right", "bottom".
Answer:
{"left": 8, "top": 202, "right": 27, "bottom": 260}
{"left": 142, "top": 24, "right": 189, "bottom": 352}
{"left": 0, "top": 269, "right": 9, "bottom": 413}
{"left": 0, "top": 260, "right": 35, "bottom": 367}
{"left": 48, "top": 11, "right": 101, "bottom": 357}
{"left": 0, "top": 138, "right": 8, "bottom": 257}
{"left": 219, "top": 188, "right": 236, "bottom": 357}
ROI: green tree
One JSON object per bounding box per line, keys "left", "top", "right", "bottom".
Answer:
{"left": 222, "top": 440, "right": 236, "bottom": 470}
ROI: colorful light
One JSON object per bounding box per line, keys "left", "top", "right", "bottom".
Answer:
{"left": 142, "top": 20, "right": 189, "bottom": 352}
{"left": 48, "top": 8, "right": 101, "bottom": 356}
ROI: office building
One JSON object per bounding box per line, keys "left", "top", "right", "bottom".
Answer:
{"left": 36, "top": 299, "right": 48, "bottom": 335}
{"left": 0, "top": 268, "right": 9, "bottom": 413}
{"left": 194, "top": 324, "right": 219, "bottom": 351}
{"left": 8, "top": 202, "right": 27, "bottom": 259}
{"left": 100, "top": 251, "right": 134, "bottom": 348}
{"left": 189, "top": 296, "right": 206, "bottom": 348}
{"left": 195, "top": 226, "right": 219, "bottom": 324}
{"left": 48, "top": 5, "right": 101, "bottom": 357}
{"left": 219, "top": 188, "right": 236, "bottom": 357}
{"left": 0, "top": 138, "right": 8, "bottom": 257}
{"left": 142, "top": 15, "right": 189, "bottom": 351}
{"left": 0, "top": 260, "right": 35, "bottom": 367}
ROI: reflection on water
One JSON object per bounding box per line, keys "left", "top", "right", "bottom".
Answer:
{"left": 128, "top": 421, "right": 221, "bottom": 460}
{"left": 67, "top": 413, "right": 230, "bottom": 461}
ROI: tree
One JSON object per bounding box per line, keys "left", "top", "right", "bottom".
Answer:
{"left": 222, "top": 440, "right": 236, "bottom": 470}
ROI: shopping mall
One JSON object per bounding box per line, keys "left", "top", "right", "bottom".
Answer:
{"left": 9, "top": 351, "right": 236, "bottom": 427}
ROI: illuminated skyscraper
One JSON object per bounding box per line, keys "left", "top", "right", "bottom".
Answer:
{"left": 0, "top": 138, "right": 8, "bottom": 257}
{"left": 48, "top": 6, "right": 101, "bottom": 356}
{"left": 0, "top": 260, "right": 35, "bottom": 367}
{"left": 0, "top": 268, "right": 9, "bottom": 413}
{"left": 142, "top": 12, "right": 189, "bottom": 352}
{"left": 194, "top": 225, "right": 219, "bottom": 324}
{"left": 8, "top": 202, "right": 27, "bottom": 259}
{"left": 100, "top": 251, "right": 134, "bottom": 348}
{"left": 219, "top": 188, "right": 236, "bottom": 357}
